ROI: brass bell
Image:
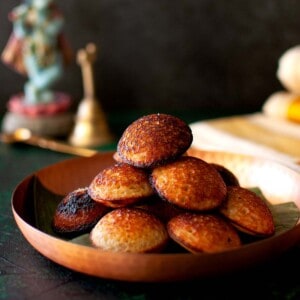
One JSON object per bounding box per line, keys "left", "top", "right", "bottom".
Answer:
{"left": 68, "top": 43, "right": 114, "bottom": 147}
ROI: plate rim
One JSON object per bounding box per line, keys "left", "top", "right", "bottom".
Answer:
{"left": 11, "top": 150, "right": 300, "bottom": 282}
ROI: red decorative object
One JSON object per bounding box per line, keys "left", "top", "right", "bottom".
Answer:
{"left": 7, "top": 92, "right": 72, "bottom": 117}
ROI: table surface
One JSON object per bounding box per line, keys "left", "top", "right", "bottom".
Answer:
{"left": 1, "top": 110, "right": 300, "bottom": 300}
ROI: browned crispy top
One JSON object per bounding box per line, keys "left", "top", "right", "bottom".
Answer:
{"left": 167, "top": 213, "right": 241, "bottom": 253}
{"left": 52, "top": 187, "right": 109, "bottom": 234}
{"left": 117, "top": 113, "right": 193, "bottom": 168}
{"left": 88, "top": 163, "right": 154, "bottom": 207}
{"left": 150, "top": 156, "right": 227, "bottom": 211}
{"left": 90, "top": 207, "right": 169, "bottom": 253}
{"left": 219, "top": 186, "right": 275, "bottom": 237}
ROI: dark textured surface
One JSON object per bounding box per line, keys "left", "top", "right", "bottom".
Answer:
{"left": 1, "top": 0, "right": 300, "bottom": 117}
{"left": 1, "top": 112, "right": 300, "bottom": 299}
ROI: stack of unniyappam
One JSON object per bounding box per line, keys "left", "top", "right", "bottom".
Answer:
{"left": 52, "top": 113, "right": 275, "bottom": 254}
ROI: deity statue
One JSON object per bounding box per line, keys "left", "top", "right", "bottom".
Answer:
{"left": 1, "top": 0, "right": 73, "bottom": 136}
{"left": 2, "top": 0, "right": 72, "bottom": 105}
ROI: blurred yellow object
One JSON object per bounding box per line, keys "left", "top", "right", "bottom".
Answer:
{"left": 287, "top": 98, "right": 300, "bottom": 122}
{"left": 262, "top": 91, "right": 300, "bottom": 123}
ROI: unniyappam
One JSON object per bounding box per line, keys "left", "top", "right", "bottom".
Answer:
{"left": 219, "top": 186, "right": 275, "bottom": 237}
{"left": 52, "top": 187, "right": 109, "bottom": 236}
{"left": 134, "top": 195, "right": 185, "bottom": 223}
{"left": 167, "top": 213, "right": 241, "bottom": 253}
{"left": 210, "top": 163, "right": 240, "bottom": 187}
{"left": 90, "top": 207, "right": 169, "bottom": 253}
{"left": 150, "top": 156, "right": 227, "bottom": 211}
{"left": 88, "top": 163, "right": 154, "bottom": 208}
{"left": 117, "top": 113, "right": 193, "bottom": 168}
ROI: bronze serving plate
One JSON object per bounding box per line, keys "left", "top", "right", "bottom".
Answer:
{"left": 11, "top": 149, "right": 300, "bottom": 282}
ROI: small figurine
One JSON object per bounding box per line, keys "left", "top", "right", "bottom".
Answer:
{"left": 1, "top": 0, "right": 73, "bottom": 137}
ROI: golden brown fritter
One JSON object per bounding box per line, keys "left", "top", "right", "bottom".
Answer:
{"left": 167, "top": 213, "right": 241, "bottom": 253}
{"left": 150, "top": 156, "right": 227, "bottom": 211}
{"left": 112, "top": 151, "right": 124, "bottom": 163}
{"left": 219, "top": 186, "right": 275, "bottom": 237}
{"left": 117, "top": 113, "right": 193, "bottom": 168}
{"left": 52, "top": 187, "right": 109, "bottom": 236}
{"left": 134, "top": 195, "right": 185, "bottom": 223}
{"left": 88, "top": 163, "right": 154, "bottom": 208}
{"left": 90, "top": 207, "right": 169, "bottom": 253}
{"left": 210, "top": 163, "right": 240, "bottom": 186}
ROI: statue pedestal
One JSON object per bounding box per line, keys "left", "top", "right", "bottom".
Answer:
{"left": 1, "top": 92, "right": 74, "bottom": 138}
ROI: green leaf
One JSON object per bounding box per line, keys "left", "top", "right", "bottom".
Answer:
{"left": 249, "top": 187, "right": 300, "bottom": 235}
{"left": 70, "top": 233, "right": 92, "bottom": 246}
{"left": 33, "top": 176, "right": 65, "bottom": 238}
{"left": 270, "top": 202, "right": 300, "bottom": 234}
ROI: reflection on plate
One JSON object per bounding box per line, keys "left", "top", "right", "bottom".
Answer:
{"left": 11, "top": 149, "right": 300, "bottom": 282}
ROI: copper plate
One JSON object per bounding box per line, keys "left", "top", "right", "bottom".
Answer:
{"left": 11, "top": 149, "right": 300, "bottom": 282}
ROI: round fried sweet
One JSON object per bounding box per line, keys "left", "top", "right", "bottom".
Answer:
{"left": 117, "top": 113, "right": 193, "bottom": 168}
{"left": 219, "top": 186, "right": 275, "bottom": 237}
{"left": 52, "top": 187, "right": 109, "bottom": 236}
{"left": 210, "top": 163, "right": 240, "bottom": 186}
{"left": 150, "top": 156, "right": 227, "bottom": 211}
{"left": 167, "top": 213, "right": 241, "bottom": 253}
{"left": 90, "top": 207, "right": 169, "bottom": 253}
{"left": 88, "top": 163, "right": 154, "bottom": 208}
{"left": 112, "top": 151, "right": 124, "bottom": 163}
{"left": 135, "top": 195, "right": 185, "bottom": 223}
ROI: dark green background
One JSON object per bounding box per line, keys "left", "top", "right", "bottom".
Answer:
{"left": 1, "top": 0, "right": 299, "bottom": 117}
